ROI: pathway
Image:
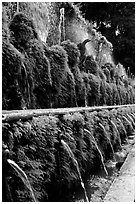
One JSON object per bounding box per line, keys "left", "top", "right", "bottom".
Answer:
{"left": 103, "top": 143, "right": 135, "bottom": 202}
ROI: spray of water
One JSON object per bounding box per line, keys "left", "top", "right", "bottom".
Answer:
{"left": 61, "top": 139, "right": 89, "bottom": 202}
{"left": 122, "top": 115, "right": 134, "bottom": 137}
{"left": 110, "top": 120, "right": 122, "bottom": 148}
{"left": 126, "top": 113, "right": 135, "bottom": 128}
{"left": 85, "top": 41, "right": 96, "bottom": 59}
{"left": 123, "top": 116, "right": 133, "bottom": 129}
{"left": 59, "top": 8, "right": 65, "bottom": 44}
{"left": 117, "top": 118, "right": 128, "bottom": 141}
{"left": 65, "top": 16, "right": 115, "bottom": 67}
{"left": 7, "top": 159, "right": 36, "bottom": 202}
{"left": 129, "top": 113, "right": 135, "bottom": 122}
{"left": 84, "top": 128, "right": 108, "bottom": 176}
{"left": 99, "top": 123, "right": 115, "bottom": 160}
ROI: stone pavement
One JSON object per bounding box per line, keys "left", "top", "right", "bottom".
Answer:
{"left": 103, "top": 144, "right": 135, "bottom": 202}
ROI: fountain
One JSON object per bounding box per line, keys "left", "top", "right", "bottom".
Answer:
{"left": 126, "top": 113, "right": 135, "bottom": 128}
{"left": 84, "top": 128, "right": 108, "bottom": 176}
{"left": 122, "top": 115, "right": 133, "bottom": 135}
{"left": 129, "top": 113, "right": 135, "bottom": 122}
{"left": 110, "top": 119, "right": 122, "bottom": 148}
{"left": 61, "top": 139, "right": 89, "bottom": 202}
{"left": 99, "top": 123, "right": 115, "bottom": 160}
{"left": 7, "top": 159, "right": 36, "bottom": 202}
{"left": 59, "top": 8, "right": 65, "bottom": 44}
{"left": 117, "top": 118, "right": 127, "bottom": 138}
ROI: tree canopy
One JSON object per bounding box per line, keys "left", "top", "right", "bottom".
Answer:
{"left": 75, "top": 2, "right": 135, "bottom": 75}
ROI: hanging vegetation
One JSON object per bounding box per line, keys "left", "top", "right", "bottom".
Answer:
{"left": 102, "top": 65, "right": 111, "bottom": 83}
{"left": 23, "top": 39, "right": 52, "bottom": 108}
{"left": 83, "top": 55, "right": 99, "bottom": 75}
{"left": 88, "top": 74, "right": 101, "bottom": 106}
{"left": 61, "top": 40, "right": 86, "bottom": 106}
{"left": 7, "top": 12, "right": 53, "bottom": 108}
{"left": 61, "top": 40, "right": 80, "bottom": 69}
{"left": 2, "top": 4, "right": 135, "bottom": 110}
{"left": 9, "top": 12, "right": 39, "bottom": 50}
{"left": 2, "top": 106, "right": 135, "bottom": 201}
{"left": 2, "top": 41, "right": 34, "bottom": 110}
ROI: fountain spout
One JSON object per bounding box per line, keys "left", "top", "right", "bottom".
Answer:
{"left": 84, "top": 128, "right": 108, "bottom": 176}
{"left": 7, "top": 159, "right": 36, "bottom": 202}
{"left": 99, "top": 123, "right": 116, "bottom": 160}
{"left": 61, "top": 139, "right": 89, "bottom": 202}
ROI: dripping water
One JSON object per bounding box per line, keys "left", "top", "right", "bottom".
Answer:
{"left": 110, "top": 120, "right": 122, "bottom": 148}
{"left": 61, "top": 139, "right": 89, "bottom": 202}
{"left": 122, "top": 115, "right": 134, "bottom": 136}
{"left": 129, "top": 113, "right": 135, "bottom": 123}
{"left": 99, "top": 123, "right": 115, "bottom": 160}
{"left": 126, "top": 113, "right": 135, "bottom": 128}
{"left": 7, "top": 159, "right": 36, "bottom": 202}
{"left": 117, "top": 118, "right": 127, "bottom": 139}
{"left": 123, "top": 116, "right": 133, "bottom": 128}
{"left": 84, "top": 129, "right": 108, "bottom": 176}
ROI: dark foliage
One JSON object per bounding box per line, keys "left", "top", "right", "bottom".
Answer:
{"left": 61, "top": 40, "right": 80, "bottom": 68}
{"left": 2, "top": 41, "right": 34, "bottom": 110}
{"left": 61, "top": 40, "right": 85, "bottom": 107}
{"left": 2, "top": 106, "right": 135, "bottom": 201}
{"left": 2, "top": 4, "right": 135, "bottom": 110}
{"left": 9, "top": 12, "right": 39, "bottom": 49}
{"left": 76, "top": 2, "right": 135, "bottom": 74}
{"left": 43, "top": 43, "right": 77, "bottom": 108}
{"left": 83, "top": 55, "right": 99, "bottom": 75}
{"left": 23, "top": 39, "right": 52, "bottom": 108}
{"left": 88, "top": 74, "right": 101, "bottom": 106}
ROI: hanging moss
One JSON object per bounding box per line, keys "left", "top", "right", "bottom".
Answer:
{"left": 23, "top": 39, "right": 52, "bottom": 108}
{"left": 81, "top": 71, "right": 91, "bottom": 106}
{"left": 102, "top": 66, "right": 111, "bottom": 83}
{"left": 57, "top": 68, "right": 77, "bottom": 108}
{"left": 2, "top": 105, "right": 135, "bottom": 202}
{"left": 74, "top": 69, "right": 86, "bottom": 107}
{"left": 111, "top": 83, "right": 121, "bottom": 105}
{"left": 105, "top": 82, "right": 113, "bottom": 106}
{"left": 117, "top": 84, "right": 127, "bottom": 105}
{"left": 63, "top": 112, "right": 96, "bottom": 176}
{"left": 2, "top": 41, "right": 35, "bottom": 110}
{"left": 127, "top": 85, "right": 135, "bottom": 104}
{"left": 61, "top": 40, "right": 80, "bottom": 68}
{"left": 44, "top": 43, "right": 77, "bottom": 108}
{"left": 109, "top": 109, "right": 122, "bottom": 151}
{"left": 104, "top": 63, "right": 116, "bottom": 82}
{"left": 88, "top": 73, "right": 101, "bottom": 106}
{"left": 117, "top": 108, "right": 134, "bottom": 136}
{"left": 61, "top": 40, "right": 85, "bottom": 106}
{"left": 83, "top": 55, "right": 99, "bottom": 75}
{"left": 9, "top": 12, "right": 39, "bottom": 50}
{"left": 98, "top": 67, "right": 107, "bottom": 81}
{"left": 99, "top": 80, "right": 107, "bottom": 106}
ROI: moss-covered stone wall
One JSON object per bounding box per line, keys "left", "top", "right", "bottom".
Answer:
{"left": 2, "top": 106, "right": 135, "bottom": 201}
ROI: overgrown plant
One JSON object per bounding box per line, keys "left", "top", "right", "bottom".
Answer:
{"left": 2, "top": 106, "right": 135, "bottom": 201}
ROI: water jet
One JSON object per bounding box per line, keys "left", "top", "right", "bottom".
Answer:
{"left": 7, "top": 159, "right": 36, "bottom": 202}
{"left": 61, "top": 139, "right": 89, "bottom": 202}
{"left": 84, "top": 128, "right": 108, "bottom": 176}
{"left": 99, "top": 123, "right": 115, "bottom": 160}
